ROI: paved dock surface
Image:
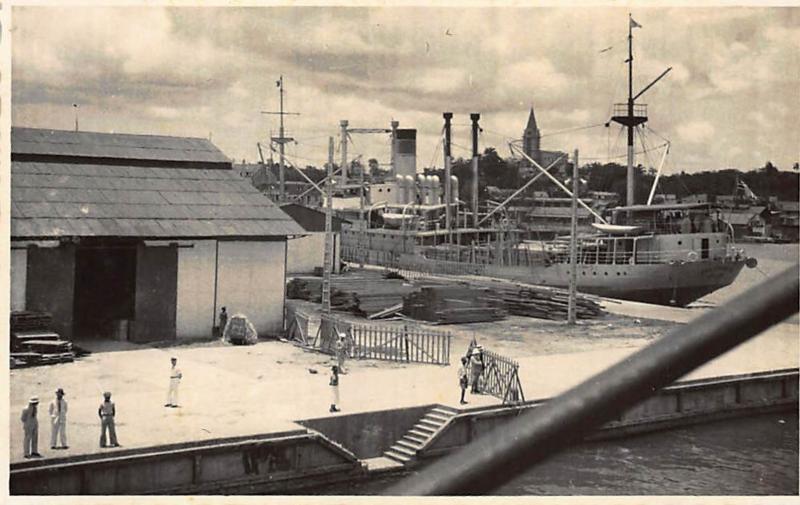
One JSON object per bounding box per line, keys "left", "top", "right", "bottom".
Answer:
{"left": 9, "top": 316, "right": 797, "bottom": 464}
{"left": 10, "top": 247, "right": 798, "bottom": 464}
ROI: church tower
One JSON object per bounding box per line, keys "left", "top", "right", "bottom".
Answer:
{"left": 522, "top": 106, "right": 541, "bottom": 165}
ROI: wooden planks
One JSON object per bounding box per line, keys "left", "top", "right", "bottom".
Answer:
{"left": 10, "top": 310, "right": 74, "bottom": 368}
{"left": 401, "top": 285, "right": 506, "bottom": 324}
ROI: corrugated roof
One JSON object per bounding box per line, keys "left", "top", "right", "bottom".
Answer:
{"left": 11, "top": 161, "right": 304, "bottom": 239}
{"left": 11, "top": 127, "right": 231, "bottom": 165}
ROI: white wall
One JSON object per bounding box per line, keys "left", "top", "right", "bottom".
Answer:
{"left": 216, "top": 240, "right": 286, "bottom": 336}
{"left": 286, "top": 233, "right": 341, "bottom": 274}
{"left": 176, "top": 240, "right": 217, "bottom": 339}
{"left": 10, "top": 248, "right": 27, "bottom": 312}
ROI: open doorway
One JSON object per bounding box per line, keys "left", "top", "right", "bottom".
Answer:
{"left": 73, "top": 245, "right": 137, "bottom": 339}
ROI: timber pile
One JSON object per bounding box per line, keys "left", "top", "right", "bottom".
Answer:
{"left": 286, "top": 270, "right": 415, "bottom": 317}
{"left": 10, "top": 311, "right": 74, "bottom": 368}
{"left": 402, "top": 285, "right": 506, "bottom": 324}
{"left": 490, "top": 285, "right": 605, "bottom": 320}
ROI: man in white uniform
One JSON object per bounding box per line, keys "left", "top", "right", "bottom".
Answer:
{"left": 165, "top": 357, "right": 182, "bottom": 408}
{"left": 49, "top": 388, "right": 68, "bottom": 449}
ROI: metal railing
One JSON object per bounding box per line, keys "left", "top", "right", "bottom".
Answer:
{"left": 385, "top": 263, "right": 799, "bottom": 495}
{"left": 477, "top": 349, "right": 525, "bottom": 404}
{"left": 612, "top": 102, "right": 647, "bottom": 117}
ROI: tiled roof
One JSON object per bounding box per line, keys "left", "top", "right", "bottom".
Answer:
{"left": 11, "top": 162, "right": 304, "bottom": 239}
{"left": 11, "top": 127, "right": 231, "bottom": 165}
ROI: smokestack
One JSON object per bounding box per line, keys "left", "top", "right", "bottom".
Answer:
{"left": 470, "top": 113, "right": 481, "bottom": 228}
{"left": 395, "top": 129, "right": 417, "bottom": 178}
{"left": 390, "top": 120, "right": 400, "bottom": 176}
{"left": 443, "top": 112, "right": 453, "bottom": 232}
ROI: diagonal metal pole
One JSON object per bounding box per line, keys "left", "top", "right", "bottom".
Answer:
{"left": 386, "top": 263, "right": 799, "bottom": 495}
{"left": 478, "top": 155, "right": 566, "bottom": 226}
{"left": 510, "top": 143, "right": 608, "bottom": 224}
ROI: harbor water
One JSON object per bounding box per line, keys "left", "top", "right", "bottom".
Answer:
{"left": 308, "top": 412, "right": 798, "bottom": 495}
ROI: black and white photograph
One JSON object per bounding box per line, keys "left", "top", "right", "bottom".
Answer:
{"left": 3, "top": 1, "right": 799, "bottom": 499}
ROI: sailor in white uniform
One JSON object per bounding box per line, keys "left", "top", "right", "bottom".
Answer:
{"left": 165, "top": 357, "right": 182, "bottom": 408}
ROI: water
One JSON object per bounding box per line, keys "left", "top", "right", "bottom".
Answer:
{"left": 308, "top": 412, "right": 798, "bottom": 495}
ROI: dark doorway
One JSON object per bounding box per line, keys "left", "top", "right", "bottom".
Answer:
{"left": 73, "top": 245, "right": 137, "bottom": 339}
{"left": 701, "top": 237, "right": 710, "bottom": 259}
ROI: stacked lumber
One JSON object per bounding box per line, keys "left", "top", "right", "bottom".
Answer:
{"left": 11, "top": 311, "right": 53, "bottom": 332}
{"left": 402, "top": 285, "right": 506, "bottom": 324}
{"left": 495, "top": 286, "right": 604, "bottom": 320}
{"left": 286, "top": 270, "right": 415, "bottom": 318}
{"left": 10, "top": 311, "right": 74, "bottom": 368}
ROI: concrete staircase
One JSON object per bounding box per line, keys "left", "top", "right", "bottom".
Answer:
{"left": 383, "top": 405, "right": 458, "bottom": 466}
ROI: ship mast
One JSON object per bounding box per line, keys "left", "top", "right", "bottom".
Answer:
{"left": 611, "top": 14, "right": 671, "bottom": 206}
{"left": 612, "top": 15, "right": 647, "bottom": 206}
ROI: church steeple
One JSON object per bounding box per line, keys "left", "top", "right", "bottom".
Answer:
{"left": 522, "top": 104, "right": 541, "bottom": 164}
{"left": 525, "top": 106, "right": 539, "bottom": 133}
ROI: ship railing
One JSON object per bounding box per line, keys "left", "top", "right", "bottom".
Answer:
{"left": 545, "top": 245, "right": 734, "bottom": 266}
{"left": 386, "top": 264, "right": 799, "bottom": 495}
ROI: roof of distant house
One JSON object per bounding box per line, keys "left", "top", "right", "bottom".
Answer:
{"left": 279, "top": 203, "right": 348, "bottom": 232}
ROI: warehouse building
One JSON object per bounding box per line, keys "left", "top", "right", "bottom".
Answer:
{"left": 10, "top": 127, "right": 304, "bottom": 342}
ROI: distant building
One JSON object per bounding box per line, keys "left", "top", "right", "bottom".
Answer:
{"left": 521, "top": 106, "right": 568, "bottom": 173}
{"left": 775, "top": 200, "right": 800, "bottom": 242}
{"left": 682, "top": 194, "right": 709, "bottom": 204}
{"left": 235, "top": 163, "right": 323, "bottom": 208}
{"left": 11, "top": 127, "right": 303, "bottom": 341}
{"left": 722, "top": 206, "right": 770, "bottom": 239}
{"left": 280, "top": 203, "right": 347, "bottom": 275}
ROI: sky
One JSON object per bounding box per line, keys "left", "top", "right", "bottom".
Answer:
{"left": 10, "top": 4, "right": 800, "bottom": 174}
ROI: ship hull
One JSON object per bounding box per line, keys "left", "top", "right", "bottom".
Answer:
{"left": 502, "top": 259, "right": 747, "bottom": 307}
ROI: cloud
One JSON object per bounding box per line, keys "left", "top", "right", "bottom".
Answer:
{"left": 10, "top": 5, "right": 800, "bottom": 172}
{"left": 677, "top": 121, "right": 715, "bottom": 144}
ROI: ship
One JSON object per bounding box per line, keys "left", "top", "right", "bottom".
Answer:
{"left": 332, "top": 15, "right": 754, "bottom": 307}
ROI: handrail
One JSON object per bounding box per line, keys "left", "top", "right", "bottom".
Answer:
{"left": 385, "top": 263, "right": 799, "bottom": 495}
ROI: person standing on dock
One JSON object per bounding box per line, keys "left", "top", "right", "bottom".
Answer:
{"left": 99, "top": 392, "right": 119, "bottom": 448}
{"left": 458, "top": 357, "right": 469, "bottom": 405}
{"left": 165, "top": 357, "right": 182, "bottom": 408}
{"left": 217, "top": 307, "right": 228, "bottom": 338}
{"left": 335, "top": 333, "right": 348, "bottom": 374}
{"left": 48, "top": 388, "right": 68, "bottom": 450}
{"left": 20, "top": 397, "right": 41, "bottom": 458}
{"left": 329, "top": 365, "right": 341, "bottom": 412}
{"left": 469, "top": 346, "right": 485, "bottom": 394}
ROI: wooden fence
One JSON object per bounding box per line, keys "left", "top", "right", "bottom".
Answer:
{"left": 478, "top": 349, "right": 525, "bottom": 404}
{"left": 316, "top": 315, "right": 451, "bottom": 365}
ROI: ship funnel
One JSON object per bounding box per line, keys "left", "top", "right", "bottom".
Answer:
{"left": 395, "top": 129, "right": 417, "bottom": 179}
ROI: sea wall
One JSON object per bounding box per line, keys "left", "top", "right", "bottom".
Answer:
{"left": 299, "top": 404, "right": 434, "bottom": 458}
{"left": 11, "top": 429, "right": 363, "bottom": 495}
{"left": 422, "top": 368, "right": 798, "bottom": 458}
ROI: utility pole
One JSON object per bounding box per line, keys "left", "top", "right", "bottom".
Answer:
{"left": 568, "top": 148, "right": 579, "bottom": 325}
{"left": 261, "top": 76, "right": 300, "bottom": 203}
{"left": 340, "top": 120, "right": 349, "bottom": 188}
{"left": 470, "top": 113, "right": 481, "bottom": 228}
{"left": 322, "top": 137, "right": 335, "bottom": 315}
{"left": 443, "top": 112, "right": 453, "bottom": 241}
